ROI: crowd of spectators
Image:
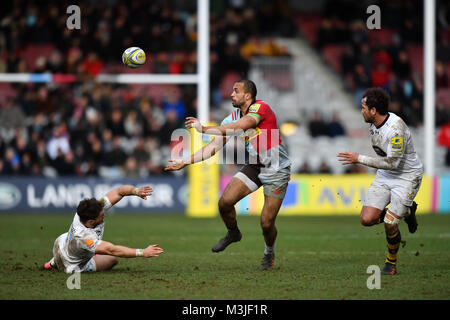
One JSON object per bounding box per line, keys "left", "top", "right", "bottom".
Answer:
{"left": 0, "top": 0, "right": 297, "bottom": 177}
{"left": 308, "top": 111, "right": 346, "bottom": 138}
{"left": 298, "top": 0, "right": 450, "bottom": 130}
{"left": 0, "top": 0, "right": 295, "bottom": 98}
{"left": 3, "top": 0, "right": 449, "bottom": 177}
{"left": 0, "top": 82, "right": 198, "bottom": 177}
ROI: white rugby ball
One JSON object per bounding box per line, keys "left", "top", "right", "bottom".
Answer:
{"left": 122, "top": 47, "right": 146, "bottom": 68}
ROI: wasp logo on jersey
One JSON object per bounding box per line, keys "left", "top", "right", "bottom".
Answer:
{"left": 391, "top": 137, "right": 404, "bottom": 151}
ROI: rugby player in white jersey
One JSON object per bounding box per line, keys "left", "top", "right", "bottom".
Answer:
{"left": 338, "top": 87, "right": 423, "bottom": 275}
{"left": 44, "top": 185, "right": 164, "bottom": 273}
{"left": 164, "top": 80, "right": 291, "bottom": 270}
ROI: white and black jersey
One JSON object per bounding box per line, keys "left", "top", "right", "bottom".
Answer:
{"left": 53, "top": 196, "right": 113, "bottom": 273}
{"left": 358, "top": 112, "right": 423, "bottom": 180}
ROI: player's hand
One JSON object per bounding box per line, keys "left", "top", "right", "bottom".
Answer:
{"left": 135, "top": 186, "right": 153, "bottom": 199}
{"left": 143, "top": 244, "right": 164, "bottom": 258}
{"left": 164, "top": 159, "right": 187, "bottom": 171}
{"left": 185, "top": 117, "right": 203, "bottom": 133}
{"left": 337, "top": 151, "right": 359, "bottom": 165}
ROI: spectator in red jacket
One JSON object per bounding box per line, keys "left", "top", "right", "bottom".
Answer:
{"left": 372, "top": 62, "right": 393, "bottom": 87}
{"left": 82, "top": 52, "right": 104, "bottom": 77}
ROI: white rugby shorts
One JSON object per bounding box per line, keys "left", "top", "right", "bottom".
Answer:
{"left": 53, "top": 233, "right": 97, "bottom": 273}
{"left": 363, "top": 174, "right": 422, "bottom": 217}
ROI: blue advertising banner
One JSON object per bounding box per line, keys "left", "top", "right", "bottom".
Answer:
{"left": 0, "top": 177, "right": 187, "bottom": 213}
{"left": 438, "top": 175, "right": 450, "bottom": 214}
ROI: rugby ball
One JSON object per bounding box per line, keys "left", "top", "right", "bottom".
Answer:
{"left": 122, "top": 47, "right": 146, "bottom": 68}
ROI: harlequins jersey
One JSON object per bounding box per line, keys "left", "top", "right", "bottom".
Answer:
{"left": 221, "top": 100, "right": 291, "bottom": 172}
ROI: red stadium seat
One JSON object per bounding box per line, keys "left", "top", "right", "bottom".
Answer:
{"left": 295, "top": 12, "right": 322, "bottom": 45}
{"left": 446, "top": 63, "right": 450, "bottom": 80}
{"left": 407, "top": 44, "right": 423, "bottom": 77}
{"left": 220, "top": 71, "right": 241, "bottom": 99}
{"left": 322, "top": 44, "right": 350, "bottom": 73}
{"left": 439, "top": 29, "right": 450, "bottom": 43}
{"left": 0, "top": 83, "right": 17, "bottom": 105}
{"left": 368, "top": 28, "right": 396, "bottom": 47}
{"left": 437, "top": 88, "right": 450, "bottom": 108}
{"left": 102, "top": 61, "right": 152, "bottom": 74}
{"left": 19, "top": 43, "right": 55, "bottom": 71}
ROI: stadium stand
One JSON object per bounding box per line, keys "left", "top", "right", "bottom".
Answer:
{"left": 0, "top": 0, "right": 296, "bottom": 177}
{"left": 0, "top": 0, "right": 449, "bottom": 177}
{"left": 256, "top": 0, "right": 450, "bottom": 174}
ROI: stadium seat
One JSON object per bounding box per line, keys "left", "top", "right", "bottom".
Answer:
{"left": 407, "top": 45, "right": 423, "bottom": 77}
{"left": 150, "top": 84, "right": 180, "bottom": 106}
{"left": 446, "top": 63, "right": 450, "bottom": 80}
{"left": 439, "top": 29, "right": 450, "bottom": 44}
{"left": 368, "top": 28, "right": 396, "bottom": 47}
{"left": 263, "top": 70, "right": 293, "bottom": 91}
{"left": 295, "top": 12, "right": 322, "bottom": 45}
{"left": 220, "top": 71, "right": 241, "bottom": 99}
{"left": 437, "top": 88, "right": 450, "bottom": 107}
{"left": 321, "top": 44, "right": 350, "bottom": 73}
{"left": 0, "top": 83, "right": 17, "bottom": 105}
{"left": 19, "top": 43, "right": 55, "bottom": 71}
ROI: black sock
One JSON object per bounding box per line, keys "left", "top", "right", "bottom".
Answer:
{"left": 386, "top": 230, "right": 401, "bottom": 265}
{"left": 227, "top": 220, "right": 239, "bottom": 233}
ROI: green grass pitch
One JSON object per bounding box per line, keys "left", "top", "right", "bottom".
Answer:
{"left": 0, "top": 213, "right": 449, "bottom": 300}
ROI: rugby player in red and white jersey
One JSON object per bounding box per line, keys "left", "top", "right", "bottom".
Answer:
{"left": 165, "top": 80, "right": 291, "bottom": 270}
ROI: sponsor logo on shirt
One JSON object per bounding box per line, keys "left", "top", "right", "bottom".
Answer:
{"left": 249, "top": 103, "right": 261, "bottom": 113}
{"left": 391, "top": 137, "right": 403, "bottom": 151}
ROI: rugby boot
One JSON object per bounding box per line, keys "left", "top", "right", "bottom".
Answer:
{"left": 211, "top": 229, "right": 242, "bottom": 252}
{"left": 44, "top": 258, "right": 56, "bottom": 270}
{"left": 380, "top": 262, "right": 397, "bottom": 275}
{"left": 404, "top": 201, "right": 418, "bottom": 233}
{"left": 260, "top": 253, "right": 275, "bottom": 270}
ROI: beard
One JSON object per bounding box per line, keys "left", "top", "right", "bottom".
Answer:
{"left": 363, "top": 114, "right": 373, "bottom": 124}
{"left": 232, "top": 99, "right": 243, "bottom": 108}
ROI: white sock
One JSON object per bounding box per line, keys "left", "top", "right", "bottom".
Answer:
{"left": 264, "top": 243, "right": 275, "bottom": 255}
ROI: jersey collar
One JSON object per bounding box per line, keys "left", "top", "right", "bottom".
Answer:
{"left": 375, "top": 113, "right": 390, "bottom": 129}
{"left": 241, "top": 100, "right": 257, "bottom": 117}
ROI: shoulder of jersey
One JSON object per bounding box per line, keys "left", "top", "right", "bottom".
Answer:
{"left": 249, "top": 100, "right": 269, "bottom": 113}
{"left": 389, "top": 112, "right": 401, "bottom": 123}
{"left": 388, "top": 113, "right": 404, "bottom": 129}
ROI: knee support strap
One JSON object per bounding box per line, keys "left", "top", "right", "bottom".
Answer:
{"left": 384, "top": 211, "right": 401, "bottom": 225}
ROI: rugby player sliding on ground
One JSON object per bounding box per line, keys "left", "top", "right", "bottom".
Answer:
{"left": 44, "top": 185, "right": 163, "bottom": 273}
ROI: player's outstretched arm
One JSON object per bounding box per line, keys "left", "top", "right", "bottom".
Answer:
{"left": 337, "top": 151, "right": 359, "bottom": 165}
{"left": 105, "top": 185, "right": 152, "bottom": 206}
{"left": 95, "top": 241, "right": 164, "bottom": 258}
{"left": 164, "top": 136, "right": 227, "bottom": 171}
{"left": 337, "top": 151, "right": 402, "bottom": 170}
{"left": 185, "top": 115, "right": 259, "bottom": 136}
